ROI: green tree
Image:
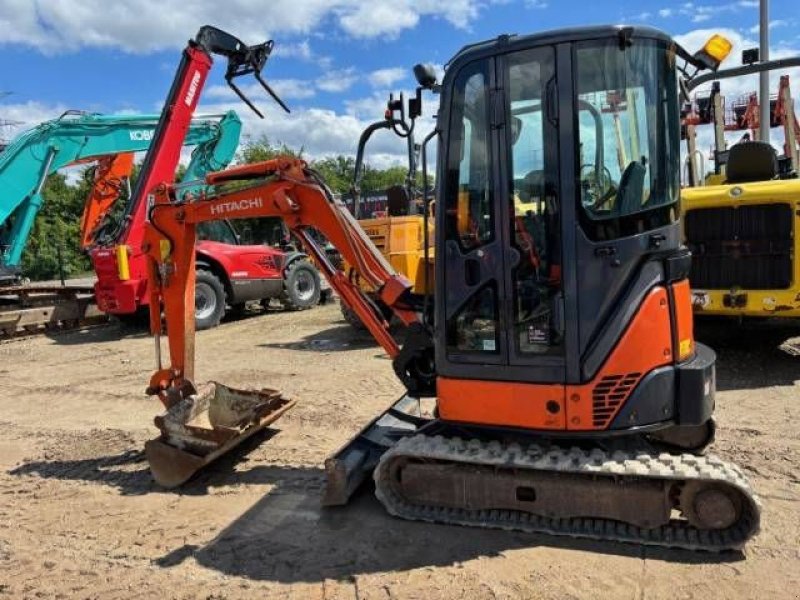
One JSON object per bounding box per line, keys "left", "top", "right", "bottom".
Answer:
{"left": 361, "top": 164, "right": 409, "bottom": 193}
{"left": 313, "top": 155, "right": 355, "bottom": 194}
{"left": 238, "top": 136, "right": 303, "bottom": 164}
{"left": 21, "top": 170, "right": 93, "bottom": 281}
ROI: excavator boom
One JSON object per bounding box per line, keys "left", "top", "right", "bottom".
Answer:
{"left": 146, "top": 159, "right": 418, "bottom": 393}
{"left": 0, "top": 111, "right": 240, "bottom": 338}
{"left": 80, "top": 153, "right": 135, "bottom": 250}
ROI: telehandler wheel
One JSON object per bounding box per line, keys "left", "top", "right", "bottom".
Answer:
{"left": 282, "top": 260, "right": 321, "bottom": 310}
{"left": 195, "top": 269, "right": 226, "bottom": 330}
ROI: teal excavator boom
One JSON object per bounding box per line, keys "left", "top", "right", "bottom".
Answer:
{"left": 0, "top": 110, "right": 242, "bottom": 282}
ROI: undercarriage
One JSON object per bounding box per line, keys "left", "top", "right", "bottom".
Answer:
{"left": 325, "top": 396, "right": 760, "bottom": 551}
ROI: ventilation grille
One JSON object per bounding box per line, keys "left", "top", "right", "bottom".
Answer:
{"left": 592, "top": 372, "right": 642, "bottom": 428}
{"left": 685, "top": 203, "right": 793, "bottom": 290}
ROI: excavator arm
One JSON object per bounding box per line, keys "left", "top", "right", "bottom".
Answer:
{"left": 79, "top": 153, "right": 134, "bottom": 250}
{"left": 144, "top": 157, "right": 420, "bottom": 406}
{"left": 140, "top": 158, "right": 427, "bottom": 487}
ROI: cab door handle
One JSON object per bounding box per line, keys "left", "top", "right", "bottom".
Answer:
{"left": 594, "top": 246, "right": 617, "bottom": 257}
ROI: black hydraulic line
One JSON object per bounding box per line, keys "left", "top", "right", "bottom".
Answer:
{"left": 420, "top": 127, "right": 438, "bottom": 331}
{"left": 350, "top": 118, "right": 412, "bottom": 219}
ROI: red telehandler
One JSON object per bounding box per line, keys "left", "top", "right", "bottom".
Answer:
{"left": 136, "top": 25, "right": 761, "bottom": 552}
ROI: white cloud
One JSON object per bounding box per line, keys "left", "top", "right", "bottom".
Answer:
{"left": 0, "top": 94, "right": 419, "bottom": 173}
{"left": 340, "top": 3, "right": 422, "bottom": 38}
{"left": 274, "top": 40, "right": 313, "bottom": 61}
{"left": 207, "top": 70, "right": 361, "bottom": 105}
{"left": 0, "top": 100, "right": 68, "bottom": 141}
{"left": 666, "top": 1, "right": 767, "bottom": 27}
{"left": 199, "top": 95, "right": 424, "bottom": 169}
{"left": 369, "top": 67, "right": 408, "bottom": 88}
{"left": 0, "top": 0, "right": 494, "bottom": 53}
{"left": 273, "top": 39, "right": 333, "bottom": 69}
{"left": 345, "top": 94, "right": 392, "bottom": 121}
{"left": 317, "top": 68, "right": 359, "bottom": 93}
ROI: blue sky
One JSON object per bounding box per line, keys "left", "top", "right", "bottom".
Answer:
{"left": 1, "top": 0, "right": 798, "bottom": 166}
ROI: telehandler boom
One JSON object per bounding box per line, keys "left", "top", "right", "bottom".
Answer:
{"left": 139, "top": 26, "right": 761, "bottom": 552}
{"left": 89, "top": 25, "right": 291, "bottom": 320}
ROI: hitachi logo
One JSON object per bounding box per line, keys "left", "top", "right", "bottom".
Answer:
{"left": 209, "top": 197, "right": 263, "bottom": 215}
{"left": 184, "top": 71, "right": 201, "bottom": 106}
{"left": 129, "top": 130, "right": 154, "bottom": 142}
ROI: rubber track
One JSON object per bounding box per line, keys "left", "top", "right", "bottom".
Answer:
{"left": 374, "top": 434, "right": 761, "bottom": 552}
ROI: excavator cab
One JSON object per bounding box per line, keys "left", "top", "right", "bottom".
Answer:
{"left": 437, "top": 28, "right": 685, "bottom": 403}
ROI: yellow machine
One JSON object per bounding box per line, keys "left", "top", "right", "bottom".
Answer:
{"left": 358, "top": 215, "right": 433, "bottom": 295}
{"left": 683, "top": 179, "right": 800, "bottom": 316}
{"left": 341, "top": 94, "right": 435, "bottom": 326}
{"left": 681, "top": 53, "right": 800, "bottom": 317}
{"left": 341, "top": 212, "right": 434, "bottom": 328}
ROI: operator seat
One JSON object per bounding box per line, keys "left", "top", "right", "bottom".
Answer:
{"left": 616, "top": 160, "right": 646, "bottom": 216}
{"left": 725, "top": 141, "right": 778, "bottom": 183}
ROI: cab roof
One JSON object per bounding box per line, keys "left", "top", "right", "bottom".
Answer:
{"left": 446, "top": 25, "right": 675, "bottom": 70}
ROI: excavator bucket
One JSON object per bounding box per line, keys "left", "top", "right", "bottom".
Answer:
{"left": 145, "top": 382, "right": 295, "bottom": 487}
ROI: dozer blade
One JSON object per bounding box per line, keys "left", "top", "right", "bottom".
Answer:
{"left": 146, "top": 381, "right": 295, "bottom": 487}
{"left": 323, "top": 395, "right": 431, "bottom": 505}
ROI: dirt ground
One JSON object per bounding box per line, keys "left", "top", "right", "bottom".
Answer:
{"left": 0, "top": 302, "right": 798, "bottom": 599}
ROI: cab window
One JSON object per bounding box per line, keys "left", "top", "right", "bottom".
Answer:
{"left": 576, "top": 40, "right": 679, "bottom": 238}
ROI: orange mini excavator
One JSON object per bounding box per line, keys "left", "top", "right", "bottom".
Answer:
{"left": 141, "top": 25, "right": 760, "bottom": 551}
